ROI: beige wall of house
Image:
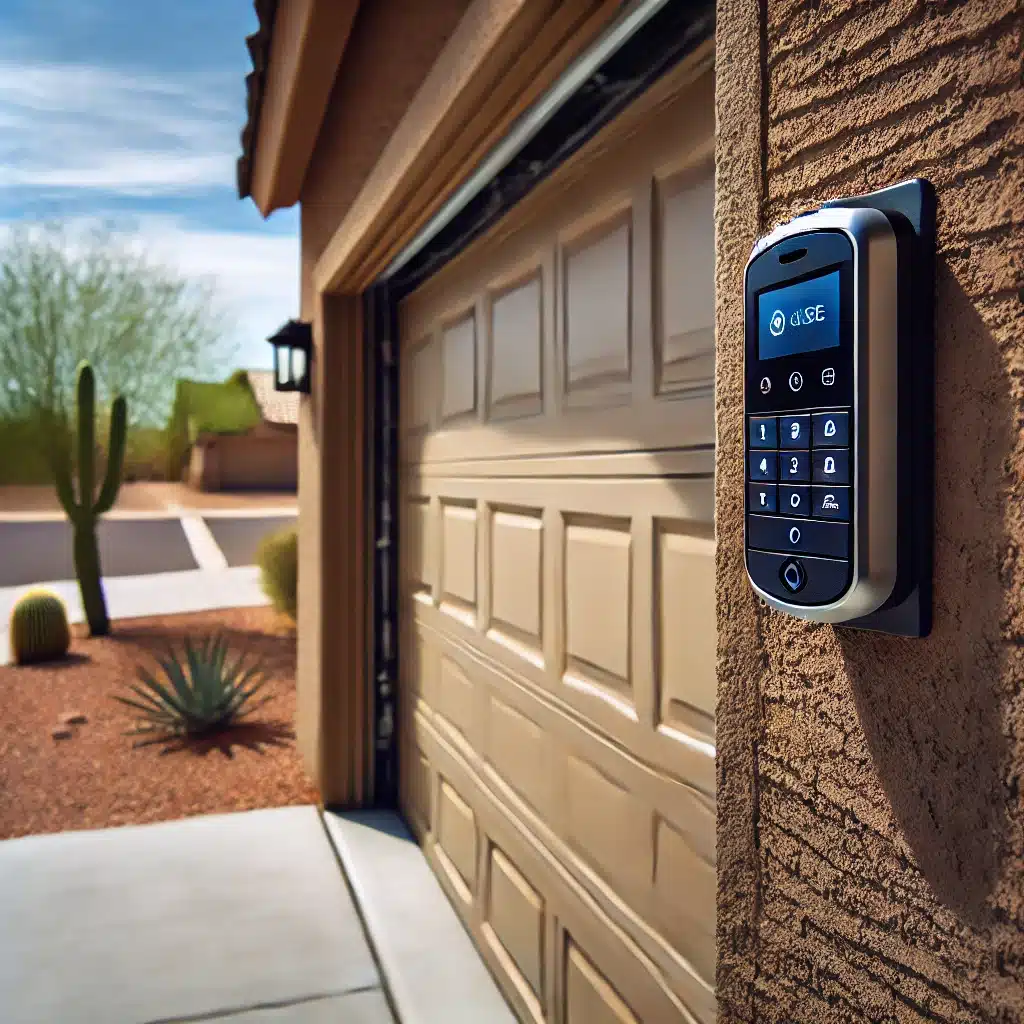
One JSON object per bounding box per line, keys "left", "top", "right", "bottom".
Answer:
{"left": 714, "top": 1, "right": 1024, "bottom": 1020}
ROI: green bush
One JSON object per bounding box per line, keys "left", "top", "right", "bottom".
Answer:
{"left": 9, "top": 589, "right": 72, "bottom": 665}
{"left": 113, "top": 633, "right": 271, "bottom": 741}
{"left": 0, "top": 418, "right": 53, "bottom": 485}
{"left": 257, "top": 526, "right": 298, "bottom": 621}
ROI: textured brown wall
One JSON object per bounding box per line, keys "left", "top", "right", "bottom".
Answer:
{"left": 715, "top": 1, "right": 1024, "bottom": 1022}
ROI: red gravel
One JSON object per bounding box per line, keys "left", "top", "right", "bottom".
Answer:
{"left": 0, "top": 606, "right": 319, "bottom": 840}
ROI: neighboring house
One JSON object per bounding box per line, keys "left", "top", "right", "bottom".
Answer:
{"left": 169, "top": 370, "right": 298, "bottom": 492}
{"left": 237, "top": 3, "right": 1023, "bottom": 1023}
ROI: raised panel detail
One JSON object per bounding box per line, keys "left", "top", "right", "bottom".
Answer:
{"left": 565, "top": 756, "right": 652, "bottom": 903}
{"left": 437, "top": 778, "right": 478, "bottom": 902}
{"left": 437, "top": 654, "right": 477, "bottom": 749}
{"left": 657, "top": 522, "right": 716, "bottom": 738}
{"left": 486, "top": 847, "right": 545, "bottom": 1002}
{"left": 485, "top": 697, "right": 552, "bottom": 820}
{"left": 441, "top": 312, "right": 477, "bottom": 421}
{"left": 564, "top": 516, "right": 631, "bottom": 696}
{"left": 489, "top": 507, "right": 543, "bottom": 658}
{"left": 404, "top": 497, "right": 431, "bottom": 596}
{"left": 440, "top": 500, "right": 477, "bottom": 619}
{"left": 652, "top": 812, "right": 716, "bottom": 988}
{"left": 488, "top": 273, "right": 543, "bottom": 419}
{"left": 406, "top": 339, "right": 435, "bottom": 432}
{"left": 402, "top": 741, "right": 432, "bottom": 840}
{"left": 563, "top": 214, "right": 632, "bottom": 395}
{"left": 655, "top": 170, "right": 715, "bottom": 394}
{"left": 565, "top": 939, "right": 639, "bottom": 1024}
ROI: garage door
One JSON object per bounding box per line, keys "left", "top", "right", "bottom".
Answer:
{"left": 398, "top": 62, "right": 716, "bottom": 1024}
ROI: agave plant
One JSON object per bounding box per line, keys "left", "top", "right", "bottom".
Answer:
{"left": 114, "top": 633, "right": 272, "bottom": 741}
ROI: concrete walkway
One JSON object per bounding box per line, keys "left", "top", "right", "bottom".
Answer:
{"left": 0, "top": 807, "right": 515, "bottom": 1024}
{"left": 0, "top": 807, "right": 394, "bottom": 1023}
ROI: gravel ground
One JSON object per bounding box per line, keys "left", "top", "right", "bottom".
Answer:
{"left": 0, "top": 606, "right": 318, "bottom": 840}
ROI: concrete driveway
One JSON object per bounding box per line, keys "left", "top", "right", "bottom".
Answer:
{"left": 0, "top": 514, "right": 296, "bottom": 588}
{"left": 0, "top": 807, "right": 515, "bottom": 1024}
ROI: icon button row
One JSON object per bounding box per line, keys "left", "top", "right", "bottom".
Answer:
{"left": 755, "top": 368, "right": 837, "bottom": 397}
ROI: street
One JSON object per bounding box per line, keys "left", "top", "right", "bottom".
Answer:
{"left": 0, "top": 514, "right": 296, "bottom": 588}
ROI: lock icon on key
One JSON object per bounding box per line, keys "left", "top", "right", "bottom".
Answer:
{"left": 824, "top": 456, "right": 835, "bottom": 474}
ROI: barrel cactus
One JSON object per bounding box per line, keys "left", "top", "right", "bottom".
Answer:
{"left": 9, "top": 589, "right": 71, "bottom": 665}
{"left": 50, "top": 361, "right": 127, "bottom": 637}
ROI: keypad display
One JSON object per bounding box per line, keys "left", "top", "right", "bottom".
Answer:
{"left": 745, "top": 407, "right": 853, "bottom": 585}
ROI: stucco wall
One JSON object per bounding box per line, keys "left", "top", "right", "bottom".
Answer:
{"left": 298, "top": 0, "right": 472, "bottom": 314}
{"left": 715, "top": 2, "right": 1024, "bottom": 1022}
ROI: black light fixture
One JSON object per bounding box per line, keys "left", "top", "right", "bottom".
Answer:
{"left": 267, "top": 319, "right": 312, "bottom": 393}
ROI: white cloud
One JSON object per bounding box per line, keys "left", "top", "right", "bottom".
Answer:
{"left": 0, "top": 215, "right": 299, "bottom": 372}
{"left": 0, "top": 60, "right": 240, "bottom": 195}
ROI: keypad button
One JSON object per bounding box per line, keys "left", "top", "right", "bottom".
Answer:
{"left": 812, "top": 448, "right": 850, "bottom": 485}
{"left": 780, "top": 450, "right": 810, "bottom": 483}
{"left": 749, "top": 452, "right": 778, "bottom": 482}
{"left": 748, "top": 483, "right": 777, "bottom": 513}
{"left": 779, "top": 484, "right": 810, "bottom": 517}
{"left": 749, "top": 417, "right": 777, "bottom": 450}
{"left": 747, "top": 549, "right": 852, "bottom": 606}
{"left": 780, "top": 415, "right": 811, "bottom": 449}
{"left": 812, "top": 411, "right": 849, "bottom": 447}
{"left": 747, "top": 514, "right": 850, "bottom": 559}
{"left": 812, "top": 485, "right": 851, "bottom": 521}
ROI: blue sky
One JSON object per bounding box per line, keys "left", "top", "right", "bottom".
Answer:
{"left": 0, "top": 0, "right": 299, "bottom": 372}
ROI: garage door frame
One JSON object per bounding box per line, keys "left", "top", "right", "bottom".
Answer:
{"left": 361, "top": 0, "right": 715, "bottom": 808}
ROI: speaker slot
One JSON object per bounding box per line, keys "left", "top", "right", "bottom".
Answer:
{"left": 778, "top": 247, "right": 807, "bottom": 264}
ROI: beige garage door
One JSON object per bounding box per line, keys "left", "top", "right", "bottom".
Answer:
{"left": 398, "top": 58, "right": 717, "bottom": 1024}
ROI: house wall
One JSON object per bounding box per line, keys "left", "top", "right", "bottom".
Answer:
{"left": 715, "top": 2, "right": 1024, "bottom": 1022}
{"left": 298, "top": 0, "right": 472, "bottom": 315}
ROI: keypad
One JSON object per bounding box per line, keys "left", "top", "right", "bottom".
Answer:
{"left": 745, "top": 408, "right": 853, "bottom": 593}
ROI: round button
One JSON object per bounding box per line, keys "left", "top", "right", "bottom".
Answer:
{"left": 760, "top": 376, "right": 771, "bottom": 394}
{"left": 788, "top": 371, "right": 803, "bottom": 392}
{"left": 780, "top": 558, "right": 806, "bottom": 593}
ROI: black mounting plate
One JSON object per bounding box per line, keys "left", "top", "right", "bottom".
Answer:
{"left": 821, "top": 178, "right": 935, "bottom": 637}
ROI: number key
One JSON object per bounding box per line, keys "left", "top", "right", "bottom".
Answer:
{"left": 749, "top": 416, "right": 777, "bottom": 450}
{"left": 748, "top": 483, "right": 778, "bottom": 513}
{"left": 748, "top": 452, "right": 778, "bottom": 481}
{"left": 781, "top": 450, "right": 810, "bottom": 482}
{"left": 780, "top": 415, "right": 811, "bottom": 449}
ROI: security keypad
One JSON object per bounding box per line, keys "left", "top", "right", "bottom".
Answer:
{"left": 745, "top": 407, "right": 852, "bottom": 601}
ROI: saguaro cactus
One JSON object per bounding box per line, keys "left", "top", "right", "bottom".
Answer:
{"left": 51, "top": 361, "right": 127, "bottom": 637}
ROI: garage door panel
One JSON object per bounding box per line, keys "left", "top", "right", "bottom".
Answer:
{"left": 398, "top": 64, "right": 715, "bottom": 1022}
{"left": 410, "top": 579, "right": 716, "bottom": 799}
{"left": 417, "top": 708, "right": 715, "bottom": 1024}
{"left": 487, "top": 266, "right": 546, "bottom": 422}
{"left": 416, "top": 614, "right": 714, "bottom": 864}
{"left": 654, "top": 168, "right": 716, "bottom": 397}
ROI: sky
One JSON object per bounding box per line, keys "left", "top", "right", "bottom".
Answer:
{"left": 0, "top": 0, "right": 299, "bottom": 373}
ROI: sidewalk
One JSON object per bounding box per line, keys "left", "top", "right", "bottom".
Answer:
{"left": 0, "top": 565, "right": 269, "bottom": 665}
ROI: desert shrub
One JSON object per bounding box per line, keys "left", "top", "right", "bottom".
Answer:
{"left": 0, "top": 418, "right": 52, "bottom": 484}
{"left": 9, "top": 589, "right": 71, "bottom": 665}
{"left": 256, "top": 527, "right": 298, "bottom": 621}
{"left": 114, "top": 633, "right": 271, "bottom": 741}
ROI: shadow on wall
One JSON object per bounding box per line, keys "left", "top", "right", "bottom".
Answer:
{"left": 838, "top": 263, "right": 1013, "bottom": 928}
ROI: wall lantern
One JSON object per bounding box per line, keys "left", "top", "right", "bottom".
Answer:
{"left": 267, "top": 320, "right": 312, "bottom": 394}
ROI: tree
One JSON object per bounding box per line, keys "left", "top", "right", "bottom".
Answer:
{"left": 0, "top": 221, "right": 235, "bottom": 435}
